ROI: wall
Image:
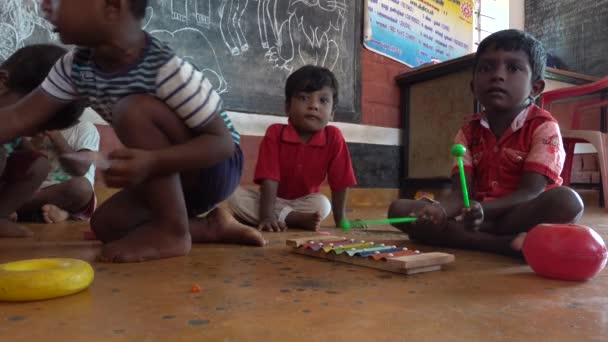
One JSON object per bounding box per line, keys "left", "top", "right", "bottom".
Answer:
{"left": 509, "top": 0, "right": 525, "bottom": 30}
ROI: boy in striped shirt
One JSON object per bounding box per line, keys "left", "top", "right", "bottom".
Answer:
{"left": 0, "top": 0, "right": 264, "bottom": 262}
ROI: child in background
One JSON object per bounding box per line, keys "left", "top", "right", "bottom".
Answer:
{"left": 0, "top": 0, "right": 264, "bottom": 262}
{"left": 16, "top": 120, "right": 99, "bottom": 224}
{"left": 388, "top": 30, "right": 584, "bottom": 256}
{"left": 0, "top": 44, "right": 85, "bottom": 237}
{"left": 229, "top": 65, "right": 357, "bottom": 231}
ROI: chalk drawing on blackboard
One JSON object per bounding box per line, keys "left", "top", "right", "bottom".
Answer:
{"left": 0, "top": 0, "right": 56, "bottom": 60}
{"left": 219, "top": 0, "right": 249, "bottom": 55}
{"left": 144, "top": 4, "right": 228, "bottom": 94}
{"left": 170, "top": 0, "right": 188, "bottom": 22}
{"left": 169, "top": 0, "right": 211, "bottom": 27}
{"left": 256, "top": 0, "right": 347, "bottom": 72}
{"left": 147, "top": 27, "right": 228, "bottom": 94}
{"left": 194, "top": 0, "right": 212, "bottom": 27}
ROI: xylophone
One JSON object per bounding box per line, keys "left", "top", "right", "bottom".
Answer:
{"left": 287, "top": 235, "right": 455, "bottom": 275}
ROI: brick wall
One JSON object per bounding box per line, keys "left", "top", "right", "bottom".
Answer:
{"left": 360, "top": 49, "right": 410, "bottom": 129}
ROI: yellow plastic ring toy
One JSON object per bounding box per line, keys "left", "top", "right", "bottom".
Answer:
{"left": 0, "top": 258, "right": 94, "bottom": 301}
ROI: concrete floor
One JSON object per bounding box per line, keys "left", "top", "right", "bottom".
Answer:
{"left": 0, "top": 190, "right": 607, "bottom": 341}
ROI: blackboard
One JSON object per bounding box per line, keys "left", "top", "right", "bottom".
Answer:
{"left": 525, "top": 0, "right": 608, "bottom": 78}
{"left": 0, "top": 0, "right": 361, "bottom": 122}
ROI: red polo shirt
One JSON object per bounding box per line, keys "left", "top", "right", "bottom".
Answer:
{"left": 254, "top": 123, "right": 357, "bottom": 200}
{"left": 451, "top": 104, "right": 565, "bottom": 201}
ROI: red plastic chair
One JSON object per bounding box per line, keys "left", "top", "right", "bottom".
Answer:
{"left": 541, "top": 76, "right": 608, "bottom": 209}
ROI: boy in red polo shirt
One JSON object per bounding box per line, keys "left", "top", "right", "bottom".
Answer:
{"left": 229, "top": 65, "right": 357, "bottom": 231}
{"left": 388, "top": 30, "right": 584, "bottom": 256}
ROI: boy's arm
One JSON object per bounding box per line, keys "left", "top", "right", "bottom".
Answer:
{"left": 481, "top": 172, "right": 548, "bottom": 220}
{"left": 331, "top": 188, "right": 348, "bottom": 227}
{"left": 259, "top": 179, "right": 280, "bottom": 222}
{"left": 0, "top": 89, "right": 65, "bottom": 142}
{"left": 147, "top": 114, "right": 235, "bottom": 174}
{"left": 105, "top": 114, "right": 235, "bottom": 187}
{"left": 46, "top": 131, "right": 91, "bottom": 176}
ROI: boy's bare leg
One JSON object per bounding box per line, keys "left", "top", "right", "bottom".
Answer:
{"left": 0, "top": 153, "right": 49, "bottom": 237}
{"left": 93, "top": 189, "right": 264, "bottom": 247}
{"left": 388, "top": 199, "right": 521, "bottom": 256}
{"left": 190, "top": 207, "right": 265, "bottom": 246}
{"left": 90, "top": 188, "right": 150, "bottom": 243}
{"left": 93, "top": 95, "right": 263, "bottom": 262}
{"left": 18, "top": 177, "right": 93, "bottom": 223}
{"left": 487, "top": 186, "right": 584, "bottom": 235}
{"left": 285, "top": 211, "right": 322, "bottom": 231}
{"left": 284, "top": 194, "right": 329, "bottom": 230}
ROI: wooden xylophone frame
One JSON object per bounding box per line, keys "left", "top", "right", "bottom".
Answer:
{"left": 287, "top": 235, "right": 455, "bottom": 275}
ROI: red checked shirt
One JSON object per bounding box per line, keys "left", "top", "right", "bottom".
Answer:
{"left": 451, "top": 104, "right": 565, "bottom": 201}
{"left": 254, "top": 123, "right": 357, "bottom": 200}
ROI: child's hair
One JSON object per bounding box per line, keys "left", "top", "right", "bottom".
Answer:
{"left": 1, "top": 44, "right": 85, "bottom": 130}
{"left": 285, "top": 65, "right": 339, "bottom": 108}
{"left": 130, "top": 0, "right": 148, "bottom": 19}
{"left": 474, "top": 29, "right": 547, "bottom": 82}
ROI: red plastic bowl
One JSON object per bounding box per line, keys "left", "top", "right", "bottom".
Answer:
{"left": 523, "top": 223, "right": 608, "bottom": 281}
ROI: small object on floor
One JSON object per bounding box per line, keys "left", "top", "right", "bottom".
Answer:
{"left": 340, "top": 217, "right": 418, "bottom": 231}
{"left": 190, "top": 284, "right": 202, "bottom": 293}
{"left": 451, "top": 144, "right": 470, "bottom": 208}
{"left": 0, "top": 258, "right": 95, "bottom": 301}
{"left": 317, "top": 231, "right": 332, "bottom": 235}
{"left": 286, "top": 236, "right": 454, "bottom": 275}
{"left": 523, "top": 223, "right": 608, "bottom": 281}
{"left": 83, "top": 231, "right": 97, "bottom": 240}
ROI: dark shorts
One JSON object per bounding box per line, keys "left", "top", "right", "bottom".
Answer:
{"left": 184, "top": 144, "right": 243, "bottom": 217}
{"left": 0, "top": 151, "right": 47, "bottom": 183}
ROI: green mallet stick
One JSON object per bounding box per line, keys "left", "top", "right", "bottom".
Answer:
{"left": 452, "top": 144, "right": 470, "bottom": 208}
{"left": 340, "top": 217, "right": 417, "bottom": 231}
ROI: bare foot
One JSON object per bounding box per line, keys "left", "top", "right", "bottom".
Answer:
{"left": 0, "top": 219, "right": 33, "bottom": 237}
{"left": 510, "top": 232, "right": 527, "bottom": 252}
{"left": 41, "top": 204, "right": 70, "bottom": 224}
{"left": 190, "top": 207, "right": 265, "bottom": 246}
{"left": 99, "top": 223, "right": 191, "bottom": 263}
{"left": 285, "top": 211, "right": 322, "bottom": 231}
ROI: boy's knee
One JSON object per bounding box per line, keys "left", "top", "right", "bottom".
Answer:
{"left": 67, "top": 177, "right": 94, "bottom": 203}
{"left": 544, "top": 187, "right": 584, "bottom": 222}
{"left": 112, "top": 95, "right": 166, "bottom": 133}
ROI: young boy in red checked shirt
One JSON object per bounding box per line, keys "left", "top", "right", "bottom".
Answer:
{"left": 229, "top": 65, "right": 357, "bottom": 232}
{"left": 388, "top": 30, "right": 584, "bottom": 256}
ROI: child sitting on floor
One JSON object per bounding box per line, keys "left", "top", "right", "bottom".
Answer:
{"left": 0, "top": 0, "right": 264, "bottom": 262}
{"left": 16, "top": 120, "right": 100, "bottom": 224}
{"left": 229, "top": 65, "right": 357, "bottom": 231}
{"left": 0, "top": 44, "right": 85, "bottom": 237}
{"left": 388, "top": 29, "right": 584, "bottom": 256}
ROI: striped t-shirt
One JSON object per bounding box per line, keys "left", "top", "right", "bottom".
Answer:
{"left": 41, "top": 34, "right": 239, "bottom": 144}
